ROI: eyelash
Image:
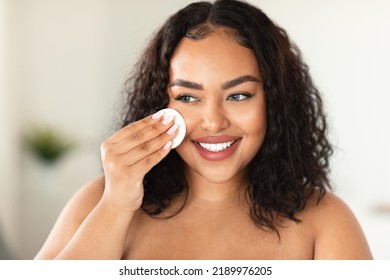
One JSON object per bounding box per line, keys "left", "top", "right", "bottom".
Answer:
{"left": 227, "top": 93, "right": 253, "bottom": 101}
{"left": 175, "top": 95, "right": 199, "bottom": 103}
{"left": 175, "top": 93, "right": 253, "bottom": 103}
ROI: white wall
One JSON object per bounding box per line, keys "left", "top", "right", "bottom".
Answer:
{"left": 1, "top": 0, "right": 389, "bottom": 259}
{"left": 0, "top": 0, "right": 21, "bottom": 258}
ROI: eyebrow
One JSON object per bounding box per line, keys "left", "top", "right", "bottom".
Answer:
{"left": 169, "top": 75, "right": 262, "bottom": 90}
{"left": 221, "top": 75, "right": 262, "bottom": 90}
{"left": 169, "top": 79, "right": 203, "bottom": 90}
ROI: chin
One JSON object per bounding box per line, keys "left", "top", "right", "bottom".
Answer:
{"left": 192, "top": 165, "right": 246, "bottom": 185}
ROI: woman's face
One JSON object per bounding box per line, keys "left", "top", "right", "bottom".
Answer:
{"left": 168, "top": 31, "right": 267, "bottom": 184}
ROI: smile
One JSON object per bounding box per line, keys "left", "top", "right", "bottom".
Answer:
{"left": 197, "top": 141, "right": 236, "bottom": 152}
{"left": 192, "top": 136, "right": 241, "bottom": 161}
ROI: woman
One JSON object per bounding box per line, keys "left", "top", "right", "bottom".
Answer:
{"left": 35, "top": 0, "right": 372, "bottom": 259}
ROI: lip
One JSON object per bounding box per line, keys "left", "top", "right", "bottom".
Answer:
{"left": 192, "top": 135, "right": 241, "bottom": 161}
{"left": 192, "top": 135, "right": 240, "bottom": 143}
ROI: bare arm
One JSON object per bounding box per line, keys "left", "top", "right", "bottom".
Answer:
{"left": 35, "top": 112, "right": 177, "bottom": 259}
{"left": 34, "top": 177, "right": 127, "bottom": 259}
{"left": 312, "top": 192, "right": 373, "bottom": 259}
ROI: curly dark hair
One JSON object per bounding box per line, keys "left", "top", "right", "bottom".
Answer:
{"left": 121, "top": 0, "right": 333, "bottom": 233}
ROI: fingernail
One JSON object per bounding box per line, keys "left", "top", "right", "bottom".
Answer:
{"left": 162, "top": 115, "right": 174, "bottom": 126}
{"left": 152, "top": 110, "right": 163, "bottom": 120}
{"left": 163, "top": 141, "right": 172, "bottom": 150}
{"left": 167, "top": 124, "right": 178, "bottom": 135}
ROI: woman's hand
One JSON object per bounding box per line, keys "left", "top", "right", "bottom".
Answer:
{"left": 100, "top": 111, "right": 177, "bottom": 212}
{"left": 34, "top": 111, "right": 178, "bottom": 259}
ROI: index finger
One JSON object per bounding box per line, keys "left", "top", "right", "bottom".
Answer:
{"left": 108, "top": 111, "right": 163, "bottom": 143}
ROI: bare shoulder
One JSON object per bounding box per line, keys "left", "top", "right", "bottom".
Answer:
{"left": 34, "top": 176, "right": 105, "bottom": 259}
{"left": 301, "top": 190, "right": 372, "bottom": 259}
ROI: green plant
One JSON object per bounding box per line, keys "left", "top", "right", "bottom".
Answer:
{"left": 24, "top": 126, "right": 74, "bottom": 164}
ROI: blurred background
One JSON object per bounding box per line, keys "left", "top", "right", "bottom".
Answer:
{"left": 0, "top": 0, "right": 389, "bottom": 259}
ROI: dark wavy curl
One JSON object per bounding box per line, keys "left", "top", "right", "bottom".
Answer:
{"left": 120, "top": 0, "right": 333, "bottom": 233}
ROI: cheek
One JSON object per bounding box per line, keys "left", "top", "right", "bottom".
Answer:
{"left": 238, "top": 109, "right": 267, "bottom": 162}
{"left": 168, "top": 106, "right": 199, "bottom": 134}
{"left": 181, "top": 110, "right": 200, "bottom": 132}
{"left": 233, "top": 105, "right": 267, "bottom": 137}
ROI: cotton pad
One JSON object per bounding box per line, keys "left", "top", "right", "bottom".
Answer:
{"left": 159, "top": 108, "right": 186, "bottom": 149}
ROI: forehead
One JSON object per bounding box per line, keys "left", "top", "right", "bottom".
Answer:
{"left": 169, "top": 32, "right": 262, "bottom": 82}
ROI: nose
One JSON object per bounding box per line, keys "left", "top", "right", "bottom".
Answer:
{"left": 200, "top": 102, "right": 230, "bottom": 133}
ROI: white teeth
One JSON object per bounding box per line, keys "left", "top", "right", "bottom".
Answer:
{"left": 198, "top": 141, "right": 235, "bottom": 152}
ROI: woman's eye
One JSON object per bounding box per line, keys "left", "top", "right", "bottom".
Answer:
{"left": 175, "top": 95, "right": 199, "bottom": 103}
{"left": 227, "top": 93, "right": 252, "bottom": 101}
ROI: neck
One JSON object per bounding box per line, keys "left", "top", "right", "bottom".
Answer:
{"left": 184, "top": 168, "right": 249, "bottom": 211}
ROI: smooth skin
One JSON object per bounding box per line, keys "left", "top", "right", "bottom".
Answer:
{"left": 35, "top": 30, "right": 372, "bottom": 260}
